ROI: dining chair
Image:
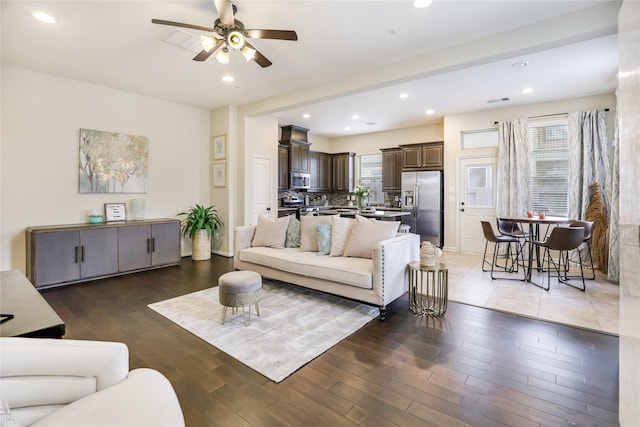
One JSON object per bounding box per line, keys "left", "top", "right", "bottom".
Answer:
{"left": 480, "top": 221, "right": 522, "bottom": 280}
{"left": 533, "top": 226, "right": 586, "bottom": 291}
{"left": 496, "top": 218, "right": 528, "bottom": 269}
{"left": 566, "top": 220, "right": 596, "bottom": 280}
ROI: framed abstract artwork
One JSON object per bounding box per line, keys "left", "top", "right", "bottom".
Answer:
{"left": 79, "top": 128, "right": 148, "bottom": 193}
{"left": 213, "top": 134, "right": 227, "bottom": 160}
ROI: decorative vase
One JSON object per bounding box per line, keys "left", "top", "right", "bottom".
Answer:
{"left": 420, "top": 241, "right": 442, "bottom": 267}
{"left": 357, "top": 196, "right": 366, "bottom": 211}
{"left": 192, "top": 229, "right": 211, "bottom": 261}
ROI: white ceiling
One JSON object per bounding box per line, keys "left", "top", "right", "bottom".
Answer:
{"left": 1, "top": 1, "right": 620, "bottom": 138}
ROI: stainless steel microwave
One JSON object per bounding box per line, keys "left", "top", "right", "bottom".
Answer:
{"left": 290, "top": 172, "right": 311, "bottom": 189}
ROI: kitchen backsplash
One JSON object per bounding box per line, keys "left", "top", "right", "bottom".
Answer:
{"left": 279, "top": 190, "right": 401, "bottom": 207}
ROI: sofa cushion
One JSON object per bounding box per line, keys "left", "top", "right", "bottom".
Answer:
{"left": 343, "top": 216, "right": 400, "bottom": 259}
{"left": 284, "top": 216, "right": 301, "bottom": 248}
{"left": 329, "top": 216, "right": 354, "bottom": 257}
{"left": 314, "top": 224, "right": 332, "bottom": 255}
{"left": 252, "top": 214, "right": 289, "bottom": 248}
{"left": 238, "top": 247, "right": 373, "bottom": 289}
{"left": 299, "top": 215, "right": 335, "bottom": 252}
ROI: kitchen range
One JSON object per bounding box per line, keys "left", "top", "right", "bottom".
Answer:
{"left": 280, "top": 195, "right": 332, "bottom": 218}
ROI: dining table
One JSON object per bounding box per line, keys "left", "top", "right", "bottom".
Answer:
{"left": 498, "top": 214, "right": 573, "bottom": 283}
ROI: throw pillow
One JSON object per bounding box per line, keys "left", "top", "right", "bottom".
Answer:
{"left": 251, "top": 214, "right": 290, "bottom": 248}
{"left": 343, "top": 215, "right": 400, "bottom": 259}
{"left": 299, "top": 215, "right": 336, "bottom": 252}
{"left": 284, "top": 216, "right": 301, "bottom": 248}
{"left": 329, "top": 216, "right": 355, "bottom": 257}
{"left": 0, "top": 398, "right": 19, "bottom": 427}
{"left": 315, "top": 224, "right": 332, "bottom": 255}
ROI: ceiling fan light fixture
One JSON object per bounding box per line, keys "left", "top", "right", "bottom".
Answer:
{"left": 227, "top": 30, "right": 245, "bottom": 49}
{"left": 200, "top": 36, "right": 216, "bottom": 52}
{"left": 216, "top": 47, "right": 230, "bottom": 64}
{"left": 241, "top": 45, "right": 256, "bottom": 61}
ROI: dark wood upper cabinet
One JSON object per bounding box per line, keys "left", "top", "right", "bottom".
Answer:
{"left": 331, "top": 152, "right": 355, "bottom": 192}
{"left": 381, "top": 147, "right": 402, "bottom": 191}
{"left": 288, "top": 141, "right": 311, "bottom": 174}
{"left": 400, "top": 141, "right": 444, "bottom": 170}
{"left": 278, "top": 144, "right": 288, "bottom": 190}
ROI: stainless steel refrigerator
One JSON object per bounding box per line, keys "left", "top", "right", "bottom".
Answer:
{"left": 401, "top": 171, "right": 444, "bottom": 247}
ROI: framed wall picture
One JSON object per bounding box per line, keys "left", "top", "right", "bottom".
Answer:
{"left": 212, "top": 162, "right": 226, "bottom": 188}
{"left": 212, "top": 134, "right": 227, "bottom": 160}
{"left": 104, "top": 203, "right": 127, "bottom": 221}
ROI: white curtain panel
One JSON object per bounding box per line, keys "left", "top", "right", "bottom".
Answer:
{"left": 568, "top": 110, "right": 611, "bottom": 220}
{"left": 497, "top": 118, "right": 530, "bottom": 216}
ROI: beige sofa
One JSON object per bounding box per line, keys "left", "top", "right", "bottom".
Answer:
{"left": 233, "top": 215, "right": 420, "bottom": 319}
{"left": 0, "top": 337, "right": 185, "bottom": 427}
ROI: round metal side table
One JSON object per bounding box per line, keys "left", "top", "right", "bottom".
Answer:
{"left": 408, "top": 261, "right": 448, "bottom": 316}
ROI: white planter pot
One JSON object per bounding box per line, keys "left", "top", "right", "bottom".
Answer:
{"left": 192, "top": 229, "right": 211, "bottom": 261}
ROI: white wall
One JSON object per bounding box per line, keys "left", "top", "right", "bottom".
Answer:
{"left": 443, "top": 92, "right": 616, "bottom": 250}
{"left": 1, "top": 65, "right": 211, "bottom": 271}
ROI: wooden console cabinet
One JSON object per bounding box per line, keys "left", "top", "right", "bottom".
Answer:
{"left": 26, "top": 219, "right": 180, "bottom": 288}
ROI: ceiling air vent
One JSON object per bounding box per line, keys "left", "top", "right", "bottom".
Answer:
{"left": 161, "top": 29, "right": 202, "bottom": 53}
{"left": 487, "top": 97, "right": 510, "bottom": 104}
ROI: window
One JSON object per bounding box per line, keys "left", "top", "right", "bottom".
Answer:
{"left": 356, "top": 154, "right": 384, "bottom": 205}
{"left": 528, "top": 118, "right": 569, "bottom": 216}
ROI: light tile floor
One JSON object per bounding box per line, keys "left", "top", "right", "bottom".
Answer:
{"left": 440, "top": 250, "right": 619, "bottom": 335}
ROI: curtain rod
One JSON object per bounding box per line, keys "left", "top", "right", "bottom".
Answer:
{"left": 493, "top": 108, "right": 609, "bottom": 125}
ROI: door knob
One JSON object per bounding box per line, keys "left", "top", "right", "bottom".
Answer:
{"left": 460, "top": 208, "right": 465, "bottom": 212}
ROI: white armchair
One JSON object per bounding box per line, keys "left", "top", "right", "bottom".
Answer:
{"left": 0, "top": 337, "right": 185, "bottom": 427}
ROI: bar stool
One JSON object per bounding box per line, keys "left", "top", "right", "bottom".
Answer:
{"left": 398, "top": 224, "right": 410, "bottom": 233}
{"left": 480, "top": 221, "right": 522, "bottom": 280}
{"left": 533, "top": 226, "right": 586, "bottom": 291}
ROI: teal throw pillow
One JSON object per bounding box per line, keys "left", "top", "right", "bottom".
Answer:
{"left": 285, "top": 216, "right": 301, "bottom": 248}
{"left": 314, "top": 224, "right": 332, "bottom": 255}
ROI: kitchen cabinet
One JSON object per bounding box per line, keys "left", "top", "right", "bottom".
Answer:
{"left": 26, "top": 219, "right": 180, "bottom": 289}
{"left": 309, "top": 151, "right": 332, "bottom": 192}
{"left": 381, "top": 147, "right": 402, "bottom": 191}
{"left": 289, "top": 141, "right": 311, "bottom": 174}
{"left": 400, "top": 141, "right": 444, "bottom": 170}
{"left": 278, "top": 144, "right": 289, "bottom": 190}
{"left": 331, "top": 152, "right": 355, "bottom": 192}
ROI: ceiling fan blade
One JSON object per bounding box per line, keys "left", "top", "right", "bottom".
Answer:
{"left": 193, "top": 39, "right": 224, "bottom": 61}
{"left": 151, "top": 19, "right": 214, "bottom": 33}
{"left": 245, "top": 29, "right": 298, "bottom": 41}
{"left": 244, "top": 41, "right": 272, "bottom": 68}
{"left": 214, "top": 0, "right": 235, "bottom": 27}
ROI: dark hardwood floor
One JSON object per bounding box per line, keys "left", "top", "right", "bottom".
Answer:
{"left": 41, "top": 256, "right": 619, "bottom": 426}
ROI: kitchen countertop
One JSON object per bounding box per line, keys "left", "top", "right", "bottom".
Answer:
{"left": 318, "top": 209, "right": 409, "bottom": 219}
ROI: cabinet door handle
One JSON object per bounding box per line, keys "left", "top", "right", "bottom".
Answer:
{"left": 81, "top": 245, "right": 85, "bottom": 262}
{"left": 151, "top": 238, "right": 156, "bottom": 252}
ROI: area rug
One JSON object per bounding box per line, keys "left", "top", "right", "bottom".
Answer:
{"left": 148, "top": 281, "right": 378, "bottom": 382}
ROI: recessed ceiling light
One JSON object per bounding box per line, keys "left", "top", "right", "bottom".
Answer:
{"left": 33, "top": 12, "right": 57, "bottom": 23}
{"left": 521, "top": 87, "right": 534, "bottom": 94}
{"left": 411, "top": 0, "right": 433, "bottom": 9}
{"left": 352, "top": 114, "right": 359, "bottom": 120}
{"left": 222, "top": 75, "right": 234, "bottom": 83}
{"left": 302, "top": 113, "right": 310, "bottom": 119}
{"left": 345, "top": 126, "right": 351, "bottom": 131}
{"left": 425, "top": 109, "right": 435, "bottom": 115}
{"left": 399, "top": 93, "right": 409, "bottom": 99}
{"left": 511, "top": 61, "right": 529, "bottom": 68}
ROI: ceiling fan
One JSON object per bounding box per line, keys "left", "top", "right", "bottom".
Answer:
{"left": 152, "top": 0, "right": 297, "bottom": 68}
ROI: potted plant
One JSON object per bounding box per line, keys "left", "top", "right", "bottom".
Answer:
{"left": 177, "top": 204, "right": 223, "bottom": 261}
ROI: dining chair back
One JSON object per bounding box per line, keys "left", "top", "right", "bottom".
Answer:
{"left": 537, "top": 226, "right": 586, "bottom": 291}
{"left": 496, "top": 218, "right": 528, "bottom": 238}
{"left": 480, "top": 221, "right": 522, "bottom": 280}
{"left": 568, "top": 220, "right": 595, "bottom": 279}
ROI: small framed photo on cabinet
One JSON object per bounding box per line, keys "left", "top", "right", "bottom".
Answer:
{"left": 104, "top": 203, "right": 127, "bottom": 221}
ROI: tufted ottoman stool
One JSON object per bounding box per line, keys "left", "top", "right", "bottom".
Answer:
{"left": 218, "top": 270, "right": 262, "bottom": 326}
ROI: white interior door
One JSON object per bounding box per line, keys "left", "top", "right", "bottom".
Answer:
{"left": 250, "top": 156, "right": 272, "bottom": 224}
{"left": 459, "top": 156, "right": 498, "bottom": 253}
